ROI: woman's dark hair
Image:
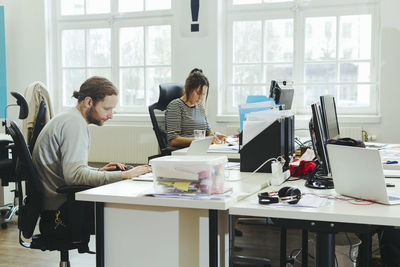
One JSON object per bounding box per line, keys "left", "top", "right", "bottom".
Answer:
{"left": 184, "top": 68, "right": 209, "bottom": 102}
{"left": 72, "top": 76, "right": 118, "bottom": 104}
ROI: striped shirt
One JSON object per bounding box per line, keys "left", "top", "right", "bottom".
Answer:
{"left": 165, "top": 98, "right": 210, "bottom": 143}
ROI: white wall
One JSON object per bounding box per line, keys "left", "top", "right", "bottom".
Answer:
{"left": 0, "top": 0, "right": 47, "bottom": 126}
{"left": 2, "top": 0, "right": 400, "bottom": 152}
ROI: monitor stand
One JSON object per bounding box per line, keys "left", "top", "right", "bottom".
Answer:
{"left": 305, "top": 168, "right": 334, "bottom": 189}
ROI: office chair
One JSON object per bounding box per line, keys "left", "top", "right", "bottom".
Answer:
{"left": 28, "top": 100, "right": 46, "bottom": 153}
{"left": 148, "top": 83, "right": 183, "bottom": 159}
{"left": 0, "top": 91, "right": 28, "bottom": 229}
{"left": 8, "top": 120, "right": 94, "bottom": 267}
{"left": 0, "top": 139, "right": 16, "bottom": 229}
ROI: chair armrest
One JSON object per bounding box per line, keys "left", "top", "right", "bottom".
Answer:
{"left": 56, "top": 185, "right": 93, "bottom": 195}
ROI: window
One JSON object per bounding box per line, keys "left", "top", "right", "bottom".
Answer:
{"left": 223, "top": 0, "right": 378, "bottom": 115}
{"left": 52, "top": 0, "right": 172, "bottom": 113}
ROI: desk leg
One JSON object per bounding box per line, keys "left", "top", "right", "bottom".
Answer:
{"left": 96, "top": 202, "right": 104, "bottom": 267}
{"left": 280, "top": 227, "right": 286, "bottom": 267}
{"left": 228, "top": 215, "right": 234, "bottom": 267}
{"left": 302, "top": 230, "right": 308, "bottom": 267}
{"left": 209, "top": 210, "right": 218, "bottom": 267}
{"left": 358, "top": 232, "right": 372, "bottom": 267}
{"left": 316, "top": 233, "right": 335, "bottom": 267}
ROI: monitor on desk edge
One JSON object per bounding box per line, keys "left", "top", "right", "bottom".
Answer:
{"left": 320, "top": 95, "right": 340, "bottom": 140}
{"left": 306, "top": 102, "right": 334, "bottom": 189}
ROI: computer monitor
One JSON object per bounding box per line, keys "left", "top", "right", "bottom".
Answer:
{"left": 305, "top": 103, "right": 334, "bottom": 189}
{"left": 320, "top": 95, "right": 340, "bottom": 140}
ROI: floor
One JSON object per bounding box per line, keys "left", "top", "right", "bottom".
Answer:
{"left": 0, "top": 217, "right": 96, "bottom": 267}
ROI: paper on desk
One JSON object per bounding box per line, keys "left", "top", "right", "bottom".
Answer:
{"left": 380, "top": 149, "right": 400, "bottom": 162}
{"left": 243, "top": 120, "right": 274, "bottom": 147}
{"left": 270, "top": 194, "right": 331, "bottom": 208}
{"left": 209, "top": 143, "right": 239, "bottom": 152}
{"left": 242, "top": 109, "right": 294, "bottom": 147}
{"left": 132, "top": 172, "right": 154, "bottom": 182}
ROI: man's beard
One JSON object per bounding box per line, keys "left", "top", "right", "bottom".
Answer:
{"left": 86, "top": 106, "right": 102, "bottom": 126}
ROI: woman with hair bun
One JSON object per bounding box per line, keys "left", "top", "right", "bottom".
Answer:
{"left": 165, "top": 68, "right": 226, "bottom": 148}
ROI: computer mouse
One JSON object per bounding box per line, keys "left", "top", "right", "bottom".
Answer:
{"left": 125, "top": 164, "right": 134, "bottom": 171}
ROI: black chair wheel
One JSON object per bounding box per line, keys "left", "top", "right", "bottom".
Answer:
{"left": 1, "top": 222, "right": 8, "bottom": 229}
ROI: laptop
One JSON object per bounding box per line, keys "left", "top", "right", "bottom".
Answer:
{"left": 326, "top": 144, "right": 400, "bottom": 205}
{"left": 186, "top": 136, "right": 214, "bottom": 155}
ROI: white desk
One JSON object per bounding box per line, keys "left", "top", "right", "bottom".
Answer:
{"left": 76, "top": 170, "right": 271, "bottom": 267}
{"left": 230, "top": 179, "right": 400, "bottom": 267}
{"left": 172, "top": 146, "right": 240, "bottom": 160}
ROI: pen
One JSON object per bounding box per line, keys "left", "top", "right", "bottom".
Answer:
{"left": 384, "top": 161, "right": 398, "bottom": 164}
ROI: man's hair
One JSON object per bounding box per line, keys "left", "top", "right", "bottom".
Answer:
{"left": 72, "top": 76, "right": 118, "bottom": 104}
{"left": 184, "top": 68, "right": 209, "bottom": 101}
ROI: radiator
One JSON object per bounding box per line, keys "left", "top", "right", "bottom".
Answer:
{"left": 340, "top": 127, "right": 363, "bottom": 140}
{"left": 88, "top": 125, "right": 158, "bottom": 164}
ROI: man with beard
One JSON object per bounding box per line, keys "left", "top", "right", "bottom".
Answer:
{"left": 32, "top": 76, "right": 151, "bottom": 236}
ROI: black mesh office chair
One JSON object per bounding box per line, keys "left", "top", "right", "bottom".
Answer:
{"left": 0, "top": 139, "right": 16, "bottom": 229}
{"left": 0, "top": 91, "right": 28, "bottom": 229}
{"left": 148, "top": 83, "right": 183, "bottom": 159}
{"left": 8, "top": 120, "right": 94, "bottom": 267}
{"left": 28, "top": 100, "right": 46, "bottom": 153}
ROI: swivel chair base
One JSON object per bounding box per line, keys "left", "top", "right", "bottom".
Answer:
{"left": 0, "top": 203, "right": 18, "bottom": 229}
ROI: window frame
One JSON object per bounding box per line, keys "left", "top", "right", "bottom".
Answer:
{"left": 50, "top": 0, "right": 174, "bottom": 115}
{"left": 222, "top": 0, "right": 380, "bottom": 116}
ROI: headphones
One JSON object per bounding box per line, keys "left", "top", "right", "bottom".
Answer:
{"left": 258, "top": 187, "right": 301, "bottom": 205}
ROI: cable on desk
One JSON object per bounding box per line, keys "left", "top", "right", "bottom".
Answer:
{"left": 302, "top": 193, "right": 375, "bottom": 205}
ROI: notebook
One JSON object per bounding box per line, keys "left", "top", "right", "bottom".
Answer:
{"left": 187, "top": 136, "right": 214, "bottom": 155}
{"left": 326, "top": 144, "right": 400, "bottom": 205}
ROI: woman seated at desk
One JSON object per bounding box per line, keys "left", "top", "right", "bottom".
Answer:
{"left": 165, "top": 68, "right": 226, "bottom": 148}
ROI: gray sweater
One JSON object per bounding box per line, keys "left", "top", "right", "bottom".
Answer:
{"left": 32, "top": 107, "right": 122, "bottom": 210}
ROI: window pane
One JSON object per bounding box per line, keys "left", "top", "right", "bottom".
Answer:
{"left": 305, "top": 85, "right": 336, "bottom": 106}
{"left": 63, "top": 69, "right": 86, "bottom": 106}
{"left": 146, "top": 67, "right": 171, "bottom": 104}
{"left": 86, "top": 0, "right": 110, "bottom": 14}
{"left": 62, "top": 30, "right": 85, "bottom": 67}
{"left": 120, "top": 27, "right": 144, "bottom": 66}
{"left": 340, "top": 62, "right": 370, "bottom": 83}
{"left": 87, "top": 68, "right": 111, "bottom": 80}
{"left": 61, "top": 0, "right": 84, "bottom": 15}
{"left": 264, "top": 19, "right": 293, "bottom": 62}
{"left": 233, "top": 65, "right": 263, "bottom": 84}
{"left": 88, "top": 29, "right": 111, "bottom": 67}
{"left": 146, "top": 0, "right": 171, "bottom": 10}
{"left": 339, "top": 15, "right": 371, "bottom": 60}
{"left": 305, "top": 17, "right": 336, "bottom": 61}
{"left": 233, "top": 21, "right": 262, "bottom": 63}
{"left": 146, "top": 25, "right": 171, "bottom": 65}
{"left": 119, "top": 0, "right": 143, "bottom": 12}
{"left": 231, "top": 85, "right": 267, "bottom": 107}
{"left": 120, "top": 68, "right": 145, "bottom": 106}
{"left": 338, "top": 84, "right": 370, "bottom": 107}
{"left": 304, "top": 63, "right": 336, "bottom": 83}
{"left": 265, "top": 64, "right": 293, "bottom": 82}
{"left": 233, "top": 0, "right": 261, "bottom": 4}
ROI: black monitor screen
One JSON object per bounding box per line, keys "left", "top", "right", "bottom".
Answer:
{"left": 320, "top": 95, "right": 340, "bottom": 139}
{"left": 309, "top": 103, "right": 330, "bottom": 176}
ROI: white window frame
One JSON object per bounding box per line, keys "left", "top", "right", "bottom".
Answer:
{"left": 48, "top": 0, "right": 174, "bottom": 115}
{"left": 222, "top": 0, "right": 380, "bottom": 117}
